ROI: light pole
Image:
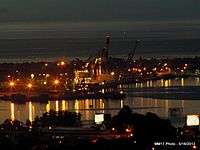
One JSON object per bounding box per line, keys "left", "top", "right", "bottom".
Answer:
{"left": 27, "top": 83, "right": 32, "bottom": 101}
{"left": 9, "top": 81, "right": 15, "bottom": 99}
{"left": 9, "top": 81, "right": 15, "bottom": 91}
{"left": 53, "top": 79, "right": 59, "bottom": 91}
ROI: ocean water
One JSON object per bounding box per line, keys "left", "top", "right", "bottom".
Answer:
{"left": 0, "top": 20, "right": 200, "bottom": 62}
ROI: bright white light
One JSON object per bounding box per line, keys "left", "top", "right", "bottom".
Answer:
{"left": 31, "top": 74, "right": 34, "bottom": 79}
{"left": 95, "top": 114, "right": 104, "bottom": 124}
{"left": 111, "top": 72, "right": 115, "bottom": 75}
{"left": 187, "top": 115, "right": 199, "bottom": 126}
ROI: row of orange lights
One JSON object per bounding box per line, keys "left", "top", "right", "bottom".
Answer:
{"left": 128, "top": 63, "right": 188, "bottom": 73}
{"left": 9, "top": 79, "right": 60, "bottom": 88}
{"left": 57, "top": 61, "right": 65, "bottom": 66}
{"left": 9, "top": 82, "right": 32, "bottom": 88}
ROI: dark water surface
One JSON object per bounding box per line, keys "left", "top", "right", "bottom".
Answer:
{"left": 0, "top": 77, "right": 200, "bottom": 126}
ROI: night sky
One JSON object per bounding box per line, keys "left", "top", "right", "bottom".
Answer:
{"left": 0, "top": 0, "right": 200, "bottom": 60}
{"left": 0, "top": 0, "right": 200, "bottom": 22}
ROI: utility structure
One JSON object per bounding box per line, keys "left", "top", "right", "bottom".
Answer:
{"left": 98, "top": 34, "right": 110, "bottom": 74}
{"left": 86, "top": 34, "right": 111, "bottom": 64}
{"left": 87, "top": 34, "right": 111, "bottom": 76}
{"left": 100, "top": 34, "right": 110, "bottom": 63}
{"left": 127, "top": 40, "right": 140, "bottom": 63}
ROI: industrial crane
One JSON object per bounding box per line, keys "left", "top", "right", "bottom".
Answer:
{"left": 127, "top": 40, "right": 140, "bottom": 63}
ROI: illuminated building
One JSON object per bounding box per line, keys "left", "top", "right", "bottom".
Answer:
{"left": 74, "top": 70, "right": 92, "bottom": 84}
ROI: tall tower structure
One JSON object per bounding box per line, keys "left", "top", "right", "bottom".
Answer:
{"left": 94, "top": 34, "right": 111, "bottom": 78}
{"left": 105, "top": 34, "right": 110, "bottom": 61}
{"left": 101, "top": 34, "right": 110, "bottom": 63}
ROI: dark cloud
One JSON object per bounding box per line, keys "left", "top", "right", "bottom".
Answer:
{"left": 0, "top": 0, "right": 200, "bottom": 22}
{"left": 0, "top": 8, "right": 8, "bottom": 15}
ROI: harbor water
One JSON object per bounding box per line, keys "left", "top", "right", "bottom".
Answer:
{"left": 0, "top": 77, "right": 200, "bottom": 126}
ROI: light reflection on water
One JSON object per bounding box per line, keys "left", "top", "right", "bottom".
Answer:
{"left": 121, "top": 77, "right": 200, "bottom": 89}
{"left": 10, "top": 103, "right": 15, "bottom": 121}
{"left": 0, "top": 77, "right": 200, "bottom": 123}
{"left": 29, "top": 102, "right": 33, "bottom": 123}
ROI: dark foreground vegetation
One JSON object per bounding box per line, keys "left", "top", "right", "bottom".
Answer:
{"left": 0, "top": 106, "right": 199, "bottom": 150}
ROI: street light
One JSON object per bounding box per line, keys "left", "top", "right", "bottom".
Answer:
{"left": 60, "top": 61, "right": 65, "bottom": 66}
{"left": 27, "top": 83, "right": 32, "bottom": 101}
{"left": 31, "top": 74, "right": 34, "bottom": 79}
{"left": 57, "top": 61, "right": 65, "bottom": 67}
{"left": 53, "top": 79, "right": 60, "bottom": 91}
{"left": 27, "top": 83, "right": 32, "bottom": 89}
{"left": 111, "top": 72, "right": 115, "bottom": 76}
{"left": 9, "top": 81, "right": 15, "bottom": 96}
{"left": 9, "top": 81, "right": 15, "bottom": 87}
{"left": 54, "top": 79, "right": 59, "bottom": 85}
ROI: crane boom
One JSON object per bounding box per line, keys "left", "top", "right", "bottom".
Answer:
{"left": 127, "top": 40, "right": 140, "bottom": 63}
